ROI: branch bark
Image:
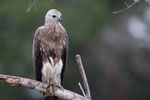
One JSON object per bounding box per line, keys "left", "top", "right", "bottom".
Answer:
{"left": 0, "top": 74, "right": 89, "bottom": 100}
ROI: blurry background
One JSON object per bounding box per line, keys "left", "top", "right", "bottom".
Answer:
{"left": 0, "top": 0, "right": 150, "bottom": 100}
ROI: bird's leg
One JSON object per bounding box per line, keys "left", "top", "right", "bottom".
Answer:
{"left": 49, "top": 64, "right": 61, "bottom": 88}
{"left": 49, "top": 78, "right": 63, "bottom": 89}
{"left": 49, "top": 61, "right": 63, "bottom": 88}
{"left": 50, "top": 80, "right": 63, "bottom": 88}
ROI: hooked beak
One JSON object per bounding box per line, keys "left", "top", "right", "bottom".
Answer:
{"left": 58, "top": 17, "right": 62, "bottom": 23}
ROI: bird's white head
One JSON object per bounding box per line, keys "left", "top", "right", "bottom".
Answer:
{"left": 45, "top": 9, "right": 62, "bottom": 24}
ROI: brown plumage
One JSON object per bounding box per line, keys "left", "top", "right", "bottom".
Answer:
{"left": 32, "top": 9, "right": 68, "bottom": 100}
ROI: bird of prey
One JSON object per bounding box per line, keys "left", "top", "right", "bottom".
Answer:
{"left": 32, "top": 9, "right": 68, "bottom": 100}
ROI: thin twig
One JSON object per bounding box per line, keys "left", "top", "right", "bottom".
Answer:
{"left": 26, "top": 0, "right": 39, "bottom": 12}
{"left": 0, "top": 74, "right": 89, "bottom": 100}
{"left": 113, "top": 1, "right": 139, "bottom": 14}
{"left": 78, "top": 82, "right": 86, "bottom": 97}
{"left": 124, "top": 2, "right": 129, "bottom": 8}
{"left": 76, "top": 55, "right": 92, "bottom": 100}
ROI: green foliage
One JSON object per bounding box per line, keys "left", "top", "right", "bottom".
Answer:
{"left": 0, "top": 0, "right": 149, "bottom": 100}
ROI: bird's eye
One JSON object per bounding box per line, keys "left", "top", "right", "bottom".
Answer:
{"left": 52, "top": 15, "right": 56, "bottom": 18}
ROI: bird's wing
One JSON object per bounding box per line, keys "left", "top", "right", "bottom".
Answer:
{"left": 60, "top": 34, "right": 68, "bottom": 83}
{"left": 32, "top": 29, "right": 43, "bottom": 81}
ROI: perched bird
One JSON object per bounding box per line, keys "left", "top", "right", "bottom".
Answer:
{"left": 32, "top": 9, "right": 68, "bottom": 100}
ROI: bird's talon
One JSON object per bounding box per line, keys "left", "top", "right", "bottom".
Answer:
{"left": 46, "top": 84, "right": 51, "bottom": 89}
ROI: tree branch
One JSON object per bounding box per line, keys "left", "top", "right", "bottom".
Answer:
{"left": 0, "top": 54, "right": 91, "bottom": 100}
{"left": 0, "top": 74, "right": 89, "bottom": 100}
{"left": 78, "top": 82, "right": 86, "bottom": 97}
{"left": 0, "top": 55, "right": 91, "bottom": 100}
{"left": 113, "top": 0, "right": 139, "bottom": 14}
{"left": 26, "top": 0, "right": 39, "bottom": 12}
{"left": 76, "top": 55, "right": 92, "bottom": 100}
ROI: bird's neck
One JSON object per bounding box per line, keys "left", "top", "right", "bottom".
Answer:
{"left": 45, "top": 21, "right": 61, "bottom": 25}
{"left": 45, "top": 22, "right": 63, "bottom": 30}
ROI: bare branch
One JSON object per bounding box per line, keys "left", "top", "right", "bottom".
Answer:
{"left": 78, "top": 82, "right": 86, "bottom": 97}
{"left": 26, "top": 0, "right": 39, "bottom": 12}
{"left": 0, "top": 74, "right": 89, "bottom": 100}
{"left": 76, "top": 55, "right": 92, "bottom": 100}
{"left": 113, "top": 1, "right": 139, "bottom": 14}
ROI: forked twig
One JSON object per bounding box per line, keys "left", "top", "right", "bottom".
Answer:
{"left": 26, "top": 0, "right": 39, "bottom": 12}
{"left": 76, "top": 55, "right": 92, "bottom": 100}
{"left": 113, "top": 1, "right": 139, "bottom": 14}
{"left": 78, "top": 82, "right": 86, "bottom": 97}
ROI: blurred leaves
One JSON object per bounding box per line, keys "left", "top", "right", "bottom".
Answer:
{"left": 0, "top": 0, "right": 150, "bottom": 100}
{"left": 145, "top": 0, "right": 150, "bottom": 5}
